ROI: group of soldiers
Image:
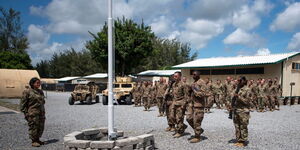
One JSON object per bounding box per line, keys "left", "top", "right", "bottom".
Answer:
{"left": 131, "top": 72, "right": 283, "bottom": 146}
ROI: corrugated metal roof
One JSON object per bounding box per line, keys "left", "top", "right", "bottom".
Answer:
{"left": 173, "top": 52, "right": 300, "bottom": 69}
{"left": 137, "top": 70, "right": 180, "bottom": 76}
{"left": 82, "top": 73, "right": 108, "bottom": 79}
{"left": 55, "top": 77, "right": 80, "bottom": 81}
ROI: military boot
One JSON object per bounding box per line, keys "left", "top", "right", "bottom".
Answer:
{"left": 234, "top": 142, "right": 245, "bottom": 147}
{"left": 32, "top": 141, "right": 41, "bottom": 147}
{"left": 165, "top": 127, "right": 171, "bottom": 132}
{"left": 170, "top": 127, "right": 176, "bottom": 132}
{"left": 38, "top": 139, "right": 45, "bottom": 145}
{"left": 189, "top": 137, "right": 201, "bottom": 143}
{"left": 173, "top": 133, "right": 183, "bottom": 138}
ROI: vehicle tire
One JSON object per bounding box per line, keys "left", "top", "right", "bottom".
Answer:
{"left": 103, "top": 96, "right": 108, "bottom": 105}
{"left": 69, "top": 97, "right": 74, "bottom": 105}
{"left": 86, "top": 96, "right": 92, "bottom": 105}
{"left": 95, "top": 95, "right": 100, "bottom": 103}
{"left": 125, "top": 95, "right": 132, "bottom": 105}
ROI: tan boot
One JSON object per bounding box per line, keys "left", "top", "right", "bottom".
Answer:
{"left": 173, "top": 133, "right": 183, "bottom": 138}
{"left": 165, "top": 127, "right": 171, "bottom": 132}
{"left": 189, "top": 137, "right": 201, "bottom": 143}
{"left": 234, "top": 142, "right": 245, "bottom": 147}
{"left": 32, "top": 142, "right": 41, "bottom": 147}
{"left": 170, "top": 127, "right": 176, "bottom": 132}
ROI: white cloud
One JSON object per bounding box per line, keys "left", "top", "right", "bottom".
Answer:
{"left": 179, "top": 18, "right": 224, "bottom": 49}
{"left": 256, "top": 48, "right": 271, "bottom": 55}
{"left": 232, "top": 5, "right": 260, "bottom": 30}
{"left": 150, "top": 16, "right": 174, "bottom": 37}
{"left": 287, "top": 32, "right": 300, "bottom": 50}
{"left": 270, "top": 2, "right": 300, "bottom": 32}
{"left": 223, "top": 28, "right": 264, "bottom": 47}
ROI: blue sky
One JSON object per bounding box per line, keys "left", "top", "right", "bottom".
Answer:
{"left": 1, "top": 0, "right": 300, "bottom": 65}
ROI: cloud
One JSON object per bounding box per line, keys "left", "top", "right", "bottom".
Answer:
{"left": 223, "top": 28, "right": 264, "bottom": 47}
{"left": 150, "top": 16, "right": 175, "bottom": 38}
{"left": 179, "top": 18, "right": 224, "bottom": 49}
{"left": 256, "top": 48, "right": 271, "bottom": 55}
{"left": 270, "top": 2, "right": 300, "bottom": 32}
{"left": 287, "top": 32, "right": 300, "bottom": 50}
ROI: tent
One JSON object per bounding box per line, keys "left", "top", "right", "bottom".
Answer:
{"left": 0, "top": 69, "right": 40, "bottom": 98}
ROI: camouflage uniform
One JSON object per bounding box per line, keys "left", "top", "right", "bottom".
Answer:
{"left": 132, "top": 85, "right": 139, "bottom": 106}
{"left": 136, "top": 84, "right": 143, "bottom": 106}
{"left": 205, "top": 82, "right": 214, "bottom": 112}
{"left": 273, "top": 82, "right": 281, "bottom": 110}
{"left": 264, "top": 85, "right": 276, "bottom": 111}
{"left": 20, "top": 88, "right": 46, "bottom": 142}
{"left": 150, "top": 84, "right": 157, "bottom": 106}
{"left": 156, "top": 83, "right": 167, "bottom": 116}
{"left": 257, "top": 84, "right": 266, "bottom": 111}
{"left": 233, "top": 85, "right": 251, "bottom": 143}
{"left": 142, "top": 84, "right": 151, "bottom": 110}
{"left": 171, "top": 81, "right": 187, "bottom": 134}
{"left": 164, "top": 83, "right": 175, "bottom": 130}
{"left": 184, "top": 82, "right": 193, "bottom": 129}
{"left": 249, "top": 84, "right": 259, "bottom": 110}
{"left": 213, "top": 82, "right": 223, "bottom": 109}
{"left": 223, "top": 81, "right": 233, "bottom": 111}
{"left": 190, "top": 79, "right": 206, "bottom": 138}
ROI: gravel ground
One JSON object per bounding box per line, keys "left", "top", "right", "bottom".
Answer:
{"left": 0, "top": 91, "right": 300, "bottom": 150}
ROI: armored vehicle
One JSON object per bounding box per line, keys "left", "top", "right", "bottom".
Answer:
{"left": 69, "top": 82, "right": 99, "bottom": 105}
{"left": 102, "top": 77, "right": 135, "bottom": 105}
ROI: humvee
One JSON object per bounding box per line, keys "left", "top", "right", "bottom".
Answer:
{"left": 102, "top": 77, "right": 135, "bottom": 105}
{"left": 69, "top": 82, "right": 99, "bottom": 105}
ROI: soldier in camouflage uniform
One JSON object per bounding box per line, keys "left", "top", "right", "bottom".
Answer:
{"left": 188, "top": 71, "right": 206, "bottom": 143}
{"left": 205, "top": 79, "right": 214, "bottom": 113}
{"left": 137, "top": 82, "right": 143, "bottom": 106}
{"left": 132, "top": 82, "right": 139, "bottom": 107}
{"left": 232, "top": 76, "right": 252, "bottom": 147}
{"left": 223, "top": 76, "right": 233, "bottom": 111}
{"left": 164, "top": 78, "right": 176, "bottom": 132}
{"left": 213, "top": 80, "right": 223, "bottom": 109}
{"left": 265, "top": 80, "right": 276, "bottom": 111}
{"left": 273, "top": 78, "right": 281, "bottom": 110}
{"left": 171, "top": 72, "right": 188, "bottom": 138}
{"left": 156, "top": 78, "right": 167, "bottom": 117}
{"left": 20, "top": 77, "right": 46, "bottom": 147}
{"left": 257, "top": 79, "right": 267, "bottom": 112}
{"left": 142, "top": 81, "right": 151, "bottom": 111}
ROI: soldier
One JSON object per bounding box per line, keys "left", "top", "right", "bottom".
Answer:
{"left": 137, "top": 82, "right": 143, "bottom": 106}
{"left": 273, "top": 78, "right": 281, "bottom": 110}
{"left": 223, "top": 76, "right": 233, "bottom": 111}
{"left": 164, "top": 78, "right": 176, "bottom": 132}
{"left": 213, "top": 80, "right": 223, "bottom": 109}
{"left": 188, "top": 71, "right": 206, "bottom": 143}
{"left": 257, "top": 79, "right": 267, "bottom": 112}
{"left": 156, "top": 78, "right": 167, "bottom": 117}
{"left": 205, "top": 78, "right": 214, "bottom": 113}
{"left": 171, "top": 72, "right": 187, "bottom": 138}
{"left": 247, "top": 80, "right": 256, "bottom": 111}
{"left": 231, "top": 76, "right": 252, "bottom": 147}
{"left": 265, "top": 80, "right": 276, "bottom": 111}
{"left": 142, "top": 81, "right": 151, "bottom": 111}
{"left": 132, "top": 82, "right": 139, "bottom": 107}
{"left": 20, "top": 77, "right": 46, "bottom": 147}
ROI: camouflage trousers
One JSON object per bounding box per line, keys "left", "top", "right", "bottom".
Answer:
{"left": 156, "top": 97, "right": 165, "bottom": 115}
{"left": 251, "top": 96, "right": 258, "bottom": 109}
{"left": 27, "top": 111, "right": 45, "bottom": 141}
{"left": 258, "top": 97, "right": 266, "bottom": 110}
{"left": 142, "top": 97, "right": 151, "bottom": 110}
{"left": 266, "top": 96, "right": 275, "bottom": 110}
{"left": 274, "top": 96, "right": 280, "bottom": 109}
{"left": 225, "top": 95, "right": 232, "bottom": 111}
{"left": 233, "top": 111, "right": 250, "bottom": 142}
{"left": 191, "top": 107, "right": 204, "bottom": 137}
{"left": 134, "top": 95, "right": 141, "bottom": 106}
{"left": 173, "top": 104, "right": 187, "bottom": 134}
{"left": 214, "top": 94, "right": 223, "bottom": 108}
{"left": 166, "top": 101, "right": 175, "bottom": 128}
{"left": 186, "top": 102, "right": 193, "bottom": 128}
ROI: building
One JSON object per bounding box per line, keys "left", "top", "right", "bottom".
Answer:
{"left": 173, "top": 52, "right": 300, "bottom": 97}
{"left": 55, "top": 76, "right": 81, "bottom": 84}
{"left": 82, "top": 73, "right": 108, "bottom": 83}
{"left": 136, "top": 70, "right": 180, "bottom": 82}
{"left": 0, "top": 69, "right": 40, "bottom": 98}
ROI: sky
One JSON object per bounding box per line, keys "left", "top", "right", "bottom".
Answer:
{"left": 1, "top": 0, "right": 300, "bottom": 65}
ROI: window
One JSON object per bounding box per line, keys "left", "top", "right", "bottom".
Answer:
{"left": 212, "top": 69, "right": 235, "bottom": 75}
{"left": 121, "top": 84, "right": 132, "bottom": 88}
{"left": 292, "top": 62, "right": 300, "bottom": 70}
{"left": 114, "top": 84, "right": 120, "bottom": 88}
{"left": 236, "top": 67, "right": 264, "bottom": 74}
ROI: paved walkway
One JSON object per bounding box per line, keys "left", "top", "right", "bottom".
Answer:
{"left": 0, "top": 105, "right": 19, "bottom": 114}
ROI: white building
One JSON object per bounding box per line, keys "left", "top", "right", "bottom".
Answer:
{"left": 137, "top": 70, "right": 180, "bottom": 82}
{"left": 173, "top": 52, "right": 300, "bottom": 97}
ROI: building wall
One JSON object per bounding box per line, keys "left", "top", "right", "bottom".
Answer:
{"left": 182, "top": 64, "right": 282, "bottom": 83}
{"left": 282, "top": 54, "right": 300, "bottom": 96}
{"left": 137, "top": 76, "right": 170, "bottom": 83}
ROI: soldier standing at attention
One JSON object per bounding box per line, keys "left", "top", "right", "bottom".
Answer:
{"left": 273, "top": 78, "right": 281, "bottom": 110}
{"left": 142, "top": 81, "right": 151, "bottom": 111}
{"left": 205, "top": 79, "right": 214, "bottom": 113}
{"left": 213, "top": 80, "right": 223, "bottom": 109}
{"left": 164, "top": 78, "right": 176, "bottom": 132}
{"left": 223, "top": 76, "right": 233, "bottom": 111}
{"left": 189, "top": 71, "right": 206, "bottom": 143}
{"left": 258, "top": 79, "right": 266, "bottom": 112}
{"left": 132, "top": 82, "right": 139, "bottom": 107}
{"left": 171, "top": 72, "right": 188, "bottom": 138}
{"left": 156, "top": 78, "right": 167, "bottom": 117}
{"left": 232, "top": 76, "right": 251, "bottom": 147}
{"left": 20, "top": 77, "right": 46, "bottom": 147}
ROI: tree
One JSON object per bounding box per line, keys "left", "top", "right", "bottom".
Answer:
{"left": 35, "top": 49, "right": 102, "bottom": 78}
{"left": 86, "top": 17, "right": 155, "bottom": 76}
{"left": 0, "top": 7, "right": 32, "bottom": 69}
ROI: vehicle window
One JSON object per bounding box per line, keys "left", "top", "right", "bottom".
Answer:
{"left": 114, "top": 84, "right": 120, "bottom": 88}
{"left": 121, "top": 84, "right": 132, "bottom": 88}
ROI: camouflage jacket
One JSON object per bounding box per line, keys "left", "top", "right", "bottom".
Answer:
{"left": 171, "top": 81, "right": 186, "bottom": 105}
{"left": 213, "top": 83, "right": 223, "bottom": 95}
{"left": 156, "top": 83, "right": 167, "bottom": 98}
{"left": 20, "top": 88, "right": 45, "bottom": 115}
{"left": 191, "top": 79, "right": 206, "bottom": 108}
{"left": 142, "top": 85, "right": 151, "bottom": 98}
{"left": 258, "top": 85, "right": 266, "bottom": 98}
{"left": 235, "top": 86, "right": 251, "bottom": 112}
{"left": 222, "top": 82, "right": 232, "bottom": 96}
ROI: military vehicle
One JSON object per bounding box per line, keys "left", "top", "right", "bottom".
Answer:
{"left": 102, "top": 77, "right": 135, "bottom": 105}
{"left": 69, "top": 82, "right": 99, "bottom": 105}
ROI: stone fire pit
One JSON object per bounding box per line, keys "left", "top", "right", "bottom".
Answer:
{"left": 64, "top": 127, "right": 155, "bottom": 150}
